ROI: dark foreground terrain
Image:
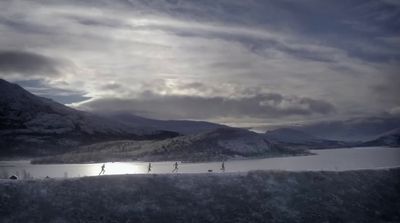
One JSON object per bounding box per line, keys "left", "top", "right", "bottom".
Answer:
{"left": 1, "top": 169, "right": 399, "bottom": 223}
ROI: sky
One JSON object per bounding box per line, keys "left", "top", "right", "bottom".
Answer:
{"left": 0, "top": 0, "right": 399, "bottom": 128}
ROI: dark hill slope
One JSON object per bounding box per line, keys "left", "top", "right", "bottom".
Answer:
{"left": 0, "top": 79, "right": 177, "bottom": 157}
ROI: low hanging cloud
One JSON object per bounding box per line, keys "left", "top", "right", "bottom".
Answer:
{"left": 0, "top": 51, "right": 63, "bottom": 77}
{"left": 78, "top": 92, "right": 335, "bottom": 120}
{"left": 15, "top": 79, "right": 91, "bottom": 104}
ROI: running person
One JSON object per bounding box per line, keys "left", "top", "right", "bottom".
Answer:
{"left": 148, "top": 162, "right": 152, "bottom": 173}
{"left": 172, "top": 162, "right": 179, "bottom": 172}
{"left": 99, "top": 163, "right": 106, "bottom": 175}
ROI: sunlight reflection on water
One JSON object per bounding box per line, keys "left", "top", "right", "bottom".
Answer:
{"left": 104, "top": 162, "right": 146, "bottom": 175}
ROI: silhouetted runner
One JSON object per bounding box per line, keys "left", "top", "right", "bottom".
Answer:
{"left": 221, "top": 161, "right": 225, "bottom": 172}
{"left": 148, "top": 162, "right": 152, "bottom": 173}
{"left": 172, "top": 162, "right": 179, "bottom": 172}
{"left": 99, "top": 163, "right": 105, "bottom": 175}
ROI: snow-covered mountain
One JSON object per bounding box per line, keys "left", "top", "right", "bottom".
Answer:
{"left": 0, "top": 79, "right": 178, "bottom": 156}
{"left": 105, "top": 112, "right": 226, "bottom": 135}
{"left": 362, "top": 128, "right": 400, "bottom": 147}
{"left": 34, "top": 127, "right": 304, "bottom": 163}
{"left": 264, "top": 128, "right": 349, "bottom": 149}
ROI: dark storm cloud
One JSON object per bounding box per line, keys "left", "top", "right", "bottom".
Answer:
{"left": 0, "top": 15, "right": 54, "bottom": 35}
{"left": 369, "top": 70, "right": 400, "bottom": 106}
{"left": 79, "top": 92, "right": 335, "bottom": 120}
{"left": 0, "top": 51, "right": 62, "bottom": 77}
{"left": 238, "top": 38, "right": 337, "bottom": 63}
{"left": 148, "top": 27, "right": 338, "bottom": 63}
{"left": 100, "top": 82, "right": 124, "bottom": 91}
{"left": 135, "top": 0, "right": 400, "bottom": 62}
{"left": 179, "top": 82, "right": 214, "bottom": 93}
{"left": 66, "top": 15, "right": 129, "bottom": 29}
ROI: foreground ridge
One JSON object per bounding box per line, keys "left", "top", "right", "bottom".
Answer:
{"left": 1, "top": 168, "right": 399, "bottom": 223}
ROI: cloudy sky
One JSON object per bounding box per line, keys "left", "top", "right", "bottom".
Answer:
{"left": 0, "top": 0, "right": 399, "bottom": 128}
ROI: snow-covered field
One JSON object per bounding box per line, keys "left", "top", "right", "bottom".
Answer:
{"left": 0, "top": 168, "right": 399, "bottom": 223}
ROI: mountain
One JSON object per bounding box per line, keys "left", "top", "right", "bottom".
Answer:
{"left": 265, "top": 128, "right": 324, "bottom": 144}
{"left": 0, "top": 79, "right": 178, "bottom": 157}
{"left": 264, "top": 128, "right": 349, "bottom": 149}
{"left": 362, "top": 128, "right": 400, "bottom": 147}
{"left": 105, "top": 112, "right": 227, "bottom": 135}
{"left": 33, "top": 127, "right": 305, "bottom": 163}
{"left": 286, "top": 116, "right": 400, "bottom": 141}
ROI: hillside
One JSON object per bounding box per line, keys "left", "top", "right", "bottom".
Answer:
{"left": 264, "top": 128, "right": 351, "bottom": 149}
{"left": 0, "top": 79, "right": 178, "bottom": 157}
{"left": 362, "top": 128, "right": 400, "bottom": 147}
{"left": 33, "top": 128, "right": 303, "bottom": 164}
{"left": 106, "top": 112, "right": 226, "bottom": 135}
{"left": 1, "top": 168, "right": 399, "bottom": 223}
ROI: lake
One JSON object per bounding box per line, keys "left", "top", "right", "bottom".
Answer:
{"left": 1, "top": 146, "right": 399, "bottom": 179}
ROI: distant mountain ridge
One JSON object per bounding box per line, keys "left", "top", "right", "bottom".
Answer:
{"left": 265, "top": 128, "right": 323, "bottom": 143}
{"left": 105, "top": 112, "right": 227, "bottom": 135}
{"left": 362, "top": 128, "right": 400, "bottom": 147}
{"left": 264, "top": 128, "right": 351, "bottom": 149}
{"left": 283, "top": 117, "right": 400, "bottom": 141}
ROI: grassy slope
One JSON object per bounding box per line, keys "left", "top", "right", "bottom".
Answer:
{"left": 1, "top": 169, "right": 400, "bottom": 223}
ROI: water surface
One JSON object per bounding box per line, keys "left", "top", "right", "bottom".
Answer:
{"left": 1, "top": 146, "right": 399, "bottom": 179}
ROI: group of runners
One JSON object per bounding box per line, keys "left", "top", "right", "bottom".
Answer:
{"left": 98, "top": 161, "right": 226, "bottom": 175}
